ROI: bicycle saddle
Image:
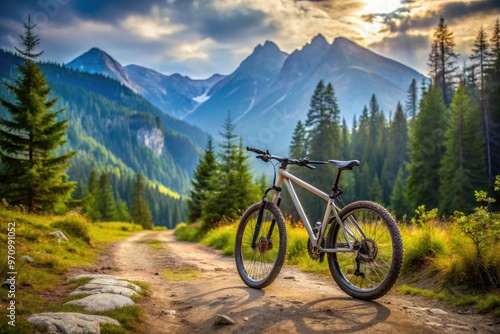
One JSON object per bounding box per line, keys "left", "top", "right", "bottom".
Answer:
{"left": 328, "top": 160, "right": 360, "bottom": 170}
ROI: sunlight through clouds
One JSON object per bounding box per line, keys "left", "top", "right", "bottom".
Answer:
{"left": 0, "top": 0, "right": 499, "bottom": 78}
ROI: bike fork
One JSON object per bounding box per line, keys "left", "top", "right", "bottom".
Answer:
{"left": 251, "top": 188, "right": 281, "bottom": 249}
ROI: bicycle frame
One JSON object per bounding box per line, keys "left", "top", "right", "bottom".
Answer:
{"left": 271, "top": 168, "right": 365, "bottom": 253}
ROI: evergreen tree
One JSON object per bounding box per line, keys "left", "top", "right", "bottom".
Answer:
{"left": 0, "top": 17, "right": 76, "bottom": 212}
{"left": 382, "top": 102, "right": 409, "bottom": 204}
{"left": 405, "top": 79, "right": 418, "bottom": 119}
{"left": 470, "top": 26, "right": 492, "bottom": 90}
{"left": 306, "top": 80, "right": 326, "bottom": 132}
{"left": 289, "top": 121, "right": 308, "bottom": 158}
{"left": 308, "top": 82, "right": 341, "bottom": 161}
{"left": 486, "top": 56, "right": 500, "bottom": 181}
{"left": 429, "top": 17, "right": 459, "bottom": 106}
{"left": 368, "top": 174, "right": 384, "bottom": 206}
{"left": 390, "top": 168, "right": 408, "bottom": 221}
{"left": 131, "top": 173, "right": 153, "bottom": 229}
{"left": 470, "top": 26, "right": 493, "bottom": 178}
{"left": 439, "top": 84, "right": 488, "bottom": 215}
{"left": 490, "top": 19, "right": 500, "bottom": 61}
{"left": 98, "top": 172, "right": 118, "bottom": 221}
{"left": 202, "top": 112, "right": 256, "bottom": 228}
{"left": 116, "top": 197, "right": 131, "bottom": 222}
{"left": 82, "top": 169, "right": 101, "bottom": 221}
{"left": 406, "top": 85, "right": 447, "bottom": 211}
{"left": 187, "top": 137, "right": 216, "bottom": 223}
{"left": 304, "top": 81, "right": 341, "bottom": 223}
{"left": 341, "top": 118, "right": 350, "bottom": 160}
{"left": 363, "top": 94, "right": 384, "bottom": 176}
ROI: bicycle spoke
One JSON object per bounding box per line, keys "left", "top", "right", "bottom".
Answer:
{"left": 327, "top": 201, "right": 403, "bottom": 300}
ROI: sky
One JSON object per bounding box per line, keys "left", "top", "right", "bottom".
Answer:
{"left": 1, "top": 0, "right": 499, "bottom": 79}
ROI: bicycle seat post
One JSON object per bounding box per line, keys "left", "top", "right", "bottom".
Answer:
{"left": 330, "top": 169, "right": 343, "bottom": 199}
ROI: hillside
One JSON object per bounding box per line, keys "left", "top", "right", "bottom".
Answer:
{"left": 0, "top": 49, "right": 209, "bottom": 227}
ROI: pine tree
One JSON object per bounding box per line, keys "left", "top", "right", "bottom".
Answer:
{"left": 98, "top": 172, "right": 118, "bottom": 221}
{"left": 382, "top": 102, "right": 409, "bottom": 204}
{"left": 116, "top": 197, "right": 131, "bottom": 222}
{"left": 470, "top": 25, "right": 493, "bottom": 179}
{"left": 304, "top": 81, "right": 342, "bottom": 223}
{"left": 429, "top": 17, "right": 459, "bottom": 106}
{"left": 490, "top": 19, "right": 500, "bottom": 61}
{"left": 368, "top": 174, "right": 384, "bottom": 206}
{"left": 340, "top": 118, "right": 350, "bottom": 160}
{"left": 0, "top": 16, "right": 76, "bottom": 212}
{"left": 131, "top": 173, "right": 153, "bottom": 229}
{"left": 187, "top": 137, "right": 216, "bottom": 223}
{"left": 390, "top": 168, "right": 408, "bottom": 221}
{"left": 289, "top": 121, "right": 308, "bottom": 158}
{"left": 405, "top": 79, "right": 418, "bottom": 119}
{"left": 486, "top": 56, "right": 500, "bottom": 182}
{"left": 470, "top": 26, "right": 492, "bottom": 90}
{"left": 439, "top": 84, "right": 488, "bottom": 215}
{"left": 201, "top": 112, "right": 256, "bottom": 228}
{"left": 82, "top": 169, "right": 101, "bottom": 221}
{"left": 406, "top": 84, "right": 447, "bottom": 211}
{"left": 308, "top": 82, "right": 341, "bottom": 161}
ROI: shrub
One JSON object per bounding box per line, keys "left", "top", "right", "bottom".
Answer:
{"left": 402, "top": 206, "right": 447, "bottom": 273}
{"left": 174, "top": 223, "right": 204, "bottom": 242}
{"left": 454, "top": 191, "right": 500, "bottom": 258}
{"left": 51, "top": 211, "right": 91, "bottom": 243}
{"left": 201, "top": 224, "right": 236, "bottom": 256}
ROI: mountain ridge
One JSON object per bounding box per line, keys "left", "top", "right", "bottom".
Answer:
{"left": 66, "top": 35, "right": 426, "bottom": 153}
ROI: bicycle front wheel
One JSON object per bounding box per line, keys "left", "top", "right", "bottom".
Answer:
{"left": 327, "top": 201, "right": 403, "bottom": 300}
{"left": 235, "top": 201, "right": 287, "bottom": 289}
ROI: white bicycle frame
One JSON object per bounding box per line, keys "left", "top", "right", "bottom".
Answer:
{"left": 271, "top": 168, "right": 365, "bottom": 253}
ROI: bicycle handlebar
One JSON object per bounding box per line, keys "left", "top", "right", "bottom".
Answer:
{"left": 246, "top": 146, "right": 323, "bottom": 169}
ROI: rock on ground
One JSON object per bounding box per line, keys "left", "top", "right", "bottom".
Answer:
{"left": 65, "top": 293, "right": 135, "bottom": 312}
{"left": 26, "top": 312, "right": 120, "bottom": 334}
{"left": 69, "top": 283, "right": 139, "bottom": 297}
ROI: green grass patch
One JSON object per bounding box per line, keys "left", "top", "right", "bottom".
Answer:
{"left": 99, "top": 305, "right": 143, "bottom": 332}
{"left": 100, "top": 323, "right": 128, "bottom": 334}
{"left": 201, "top": 224, "right": 237, "bottom": 256}
{"left": 0, "top": 207, "right": 145, "bottom": 331}
{"left": 136, "top": 238, "right": 163, "bottom": 250}
{"left": 89, "top": 222, "right": 143, "bottom": 243}
{"left": 161, "top": 266, "right": 202, "bottom": 281}
{"left": 398, "top": 285, "right": 500, "bottom": 316}
{"left": 51, "top": 211, "right": 92, "bottom": 243}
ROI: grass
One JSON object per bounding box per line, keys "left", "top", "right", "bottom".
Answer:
{"left": 136, "top": 238, "right": 164, "bottom": 250}
{"left": 0, "top": 207, "right": 147, "bottom": 333}
{"left": 161, "top": 266, "right": 202, "bottom": 281}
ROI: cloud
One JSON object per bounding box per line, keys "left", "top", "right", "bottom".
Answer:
{"left": 369, "top": 33, "right": 430, "bottom": 74}
{"left": 1, "top": 0, "right": 497, "bottom": 79}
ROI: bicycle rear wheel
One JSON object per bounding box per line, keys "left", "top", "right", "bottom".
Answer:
{"left": 235, "top": 201, "right": 287, "bottom": 289}
{"left": 327, "top": 201, "right": 403, "bottom": 300}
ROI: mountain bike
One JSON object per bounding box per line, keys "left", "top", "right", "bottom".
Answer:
{"left": 234, "top": 147, "right": 403, "bottom": 300}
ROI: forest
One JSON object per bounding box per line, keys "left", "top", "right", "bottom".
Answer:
{"left": 188, "top": 17, "right": 500, "bottom": 227}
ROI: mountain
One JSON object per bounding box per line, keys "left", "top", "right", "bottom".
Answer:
{"left": 186, "top": 35, "right": 425, "bottom": 154}
{"left": 0, "top": 49, "right": 210, "bottom": 227}
{"left": 67, "top": 48, "right": 224, "bottom": 119}
{"left": 185, "top": 40, "right": 289, "bottom": 137}
{"left": 66, "top": 36, "right": 425, "bottom": 155}
{"left": 124, "top": 64, "right": 224, "bottom": 118}
{"left": 66, "top": 47, "right": 138, "bottom": 91}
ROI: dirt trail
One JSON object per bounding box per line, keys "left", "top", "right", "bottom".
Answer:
{"left": 105, "top": 230, "right": 499, "bottom": 334}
